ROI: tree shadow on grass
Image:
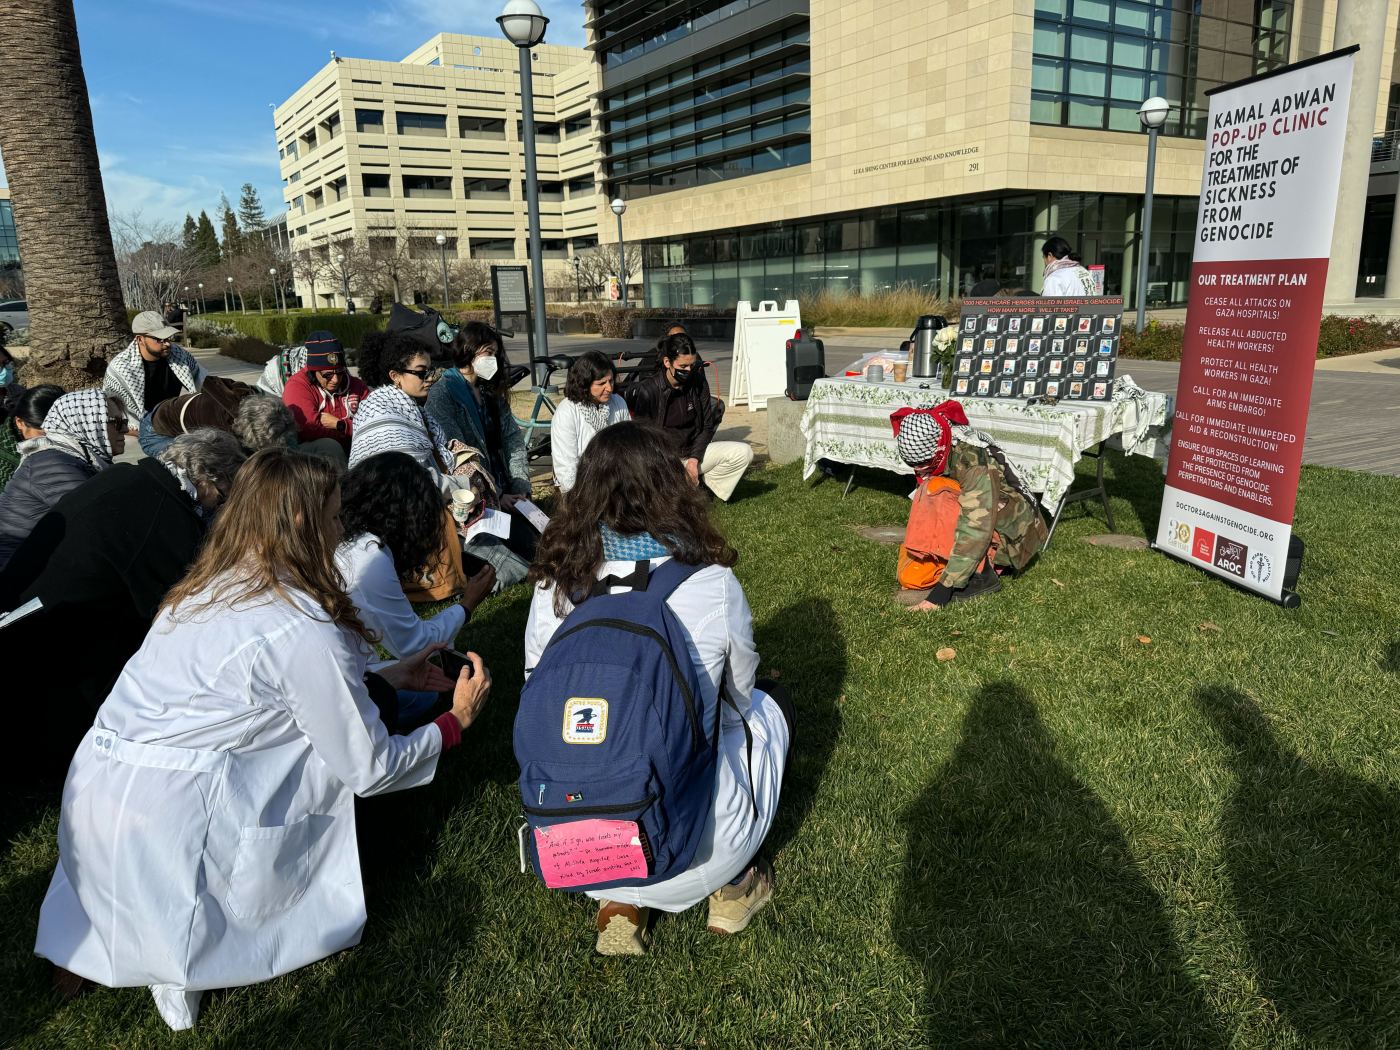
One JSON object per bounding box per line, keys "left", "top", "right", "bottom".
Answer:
{"left": 1198, "top": 686, "right": 1400, "bottom": 1044}
{"left": 897, "top": 681, "right": 1225, "bottom": 1047}
{"left": 752, "top": 597, "right": 844, "bottom": 860}
{"left": 1383, "top": 641, "right": 1400, "bottom": 673}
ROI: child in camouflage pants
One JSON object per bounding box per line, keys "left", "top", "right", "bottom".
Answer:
{"left": 891, "top": 402, "right": 1048, "bottom": 610}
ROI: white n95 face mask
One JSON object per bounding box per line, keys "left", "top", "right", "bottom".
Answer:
{"left": 474, "top": 354, "right": 499, "bottom": 381}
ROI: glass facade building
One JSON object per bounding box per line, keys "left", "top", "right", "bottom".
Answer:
{"left": 1031, "top": 0, "right": 1295, "bottom": 137}
{"left": 643, "top": 191, "right": 1200, "bottom": 309}
{"left": 0, "top": 197, "right": 18, "bottom": 270}
{"left": 591, "top": 0, "right": 811, "bottom": 200}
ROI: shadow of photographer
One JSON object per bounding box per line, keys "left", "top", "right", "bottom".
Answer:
{"left": 896, "top": 681, "right": 1225, "bottom": 1046}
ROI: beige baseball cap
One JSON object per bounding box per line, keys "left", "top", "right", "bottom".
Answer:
{"left": 131, "top": 310, "right": 180, "bottom": 340}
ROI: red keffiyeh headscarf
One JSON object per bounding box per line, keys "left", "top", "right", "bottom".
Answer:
{"left": 890, "top": 401, "right": 970, "bottom": 476}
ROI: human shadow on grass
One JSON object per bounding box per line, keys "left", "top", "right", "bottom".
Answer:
{"left": 751, "top": 597, "right": 844, "bottom": 860}
{"left": 1383, "top": 641, "right": 1400, "bottom": 673}
{"left": 897, "top": 681, "right": 1226, "bottom": 1048}
{"left": 1199, "top": 686, "right": 1400, "bottom": 1044}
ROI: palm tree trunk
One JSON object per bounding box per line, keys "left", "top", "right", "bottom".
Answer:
{"left": 0, "top": 0, "right": 126, "bottom": 388}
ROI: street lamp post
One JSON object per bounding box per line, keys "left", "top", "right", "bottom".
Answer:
{"left": 435, "top": 233, "right": 450, "bottom": 308}
{"left": 197, "top": 282, "right": 204, "bottom": 315}
{"left": 571, "top": 255, "right": 581, "bottom": 302}
{"left": 1135, "top": 96, "right": 1171, "bottom": 333}
{"left": 611, "top": 198, "right": 628, "bottom": 308}
{"left": 337, "top": 252, "right": 349, "bottom": 311}
{"left": 270, "top": 267, "right": 284, "bottom": 313}
{"left": 498, "top": 0, "right": 551, "bottom": 370}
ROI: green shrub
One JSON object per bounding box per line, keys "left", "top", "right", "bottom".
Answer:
{"left": 217, "top": 335, "right": 280, "bottom": 366}
{"left": 801, "top": 287, "right": 960, "bottom": 329}
{"left": 200, "top": 311, "right": 386, "bottom": 348}
{"left": 1119, "top": 320, "right": 1186, "bottom": 361}
{"left": 597, "top": 308, "right": 634, "bottom": 338}
{"left": 1315, "top": 314, "right": 1400, "bottom": 357}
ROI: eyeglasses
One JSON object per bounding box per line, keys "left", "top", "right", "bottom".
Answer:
{"left": 106, "top": 417, "right": 127, "bottom": 428}
{"left": 397, "top": 366, "right": 442, "bottom": 382}
{"left": 141, "top": 336, "right": 172, "bottom": 347}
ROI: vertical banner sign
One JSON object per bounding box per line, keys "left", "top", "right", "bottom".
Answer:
{"left": 1156, "top": 48, "right": 1357, "bottom": 601}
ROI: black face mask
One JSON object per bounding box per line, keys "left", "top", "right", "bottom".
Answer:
{"left": 672, "top": 367, "right": 697, "bottom": 388}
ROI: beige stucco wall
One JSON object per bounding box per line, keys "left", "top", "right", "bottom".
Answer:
{"left": 601, "top": 0, "right": 1208, "bottom": 248}
{"left": 272, "top": 34, "right": 600, "bottom": 306}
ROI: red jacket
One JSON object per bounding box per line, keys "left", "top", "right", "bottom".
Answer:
{"left": 282, "top": 368, "right": 369, "bottom": 449}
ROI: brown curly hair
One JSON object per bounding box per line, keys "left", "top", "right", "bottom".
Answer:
{"left": 529, "top": 420, "right": 737, "bottom": 615}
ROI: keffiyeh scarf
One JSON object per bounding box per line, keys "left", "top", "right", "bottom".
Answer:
{"left": 41, "top": 388, "right": 114, "bottom": 468}
{"left": 580, "top": 400, "right": 611, "bottom": 434}
{"left": 348, "top": 385, "right": 452, "bottom": 471}
{"left": 104, "top": 340, "right": 202, "bottom": 419}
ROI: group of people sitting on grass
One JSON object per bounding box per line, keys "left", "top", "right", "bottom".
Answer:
{"left": 0, "top": 300, "right": 1044, "bottom": 1030}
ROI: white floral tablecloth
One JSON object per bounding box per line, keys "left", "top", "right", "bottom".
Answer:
{"left": 799, "top": 376, "right": 1173, "bottom": 508}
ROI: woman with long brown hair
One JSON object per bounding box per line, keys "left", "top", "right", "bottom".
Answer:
{"left": 34, "top": 447, "right": 492, "bottom": 1032}
{"left": 523, "top": 421, "right": 792, "bottom": 956}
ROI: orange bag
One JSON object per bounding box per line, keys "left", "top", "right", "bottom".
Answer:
{"left": 402, "top": 508, "right": 467, "bottom": 603}
{"left": 897, "top": 475, "right": 962, "bottom": 590}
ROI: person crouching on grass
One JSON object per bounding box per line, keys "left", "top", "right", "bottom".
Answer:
{"left": 891, "top": 401, "right": 1047, "bottom": 611}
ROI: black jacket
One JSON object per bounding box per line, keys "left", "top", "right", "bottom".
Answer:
{"left": 623, "top": 367, "right": 723, "bottom": 462}
{"left": 0, "top": 447, "right": 98, "bottom": 571}
{"left": 0, "top": 457, "right": 207, "bottom": 780}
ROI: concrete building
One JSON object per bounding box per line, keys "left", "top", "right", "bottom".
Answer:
{"left": 587, "top": 0, "right": 1400, "bottom": 309}
{"left": 273, "top": 34, "right": 601, "bottom": 309}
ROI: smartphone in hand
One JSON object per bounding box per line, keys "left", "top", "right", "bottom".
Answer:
{"left": 431, "top": 648, "right": 474, "bottom": 681}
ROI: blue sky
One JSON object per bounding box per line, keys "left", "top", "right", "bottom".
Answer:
{"left": 1, "top": 0, "right": 586, "bottom": 231}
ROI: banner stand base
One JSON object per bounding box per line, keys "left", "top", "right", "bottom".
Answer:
{"left": 1148, "top": 543, "right": 1302, "bottom": 610}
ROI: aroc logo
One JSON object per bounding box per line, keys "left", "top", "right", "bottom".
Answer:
{"left": 1213, "top": 537, "right": 1248, "bottom": 578}
{"left": 1191, "top": 527, "right": 1216, "bottom": 563}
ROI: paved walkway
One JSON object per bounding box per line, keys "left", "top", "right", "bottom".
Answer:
{"left": 173, "top": 337, "right": 1400, "bottom": 480}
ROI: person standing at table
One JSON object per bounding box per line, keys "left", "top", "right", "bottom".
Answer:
{"left": 891, "top": 401, "right": 1047, "bottom": 611}
{"left": 1040, "top": 236, "right": 1096, "bottom": 296}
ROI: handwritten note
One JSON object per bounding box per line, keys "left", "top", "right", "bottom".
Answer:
{"left": 534, "top": 819, "right": 648, "bottom": 888}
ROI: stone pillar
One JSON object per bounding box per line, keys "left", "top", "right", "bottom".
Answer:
{"left": 1325, "top": 0, "right": 1390, "bottom": 304}
{"left": 1384, "top": 179, "right": 1400, "bottom": 298}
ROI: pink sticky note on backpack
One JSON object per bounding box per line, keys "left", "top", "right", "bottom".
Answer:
{"left": 534, "top": 819, "right": 649, "bottom": 889}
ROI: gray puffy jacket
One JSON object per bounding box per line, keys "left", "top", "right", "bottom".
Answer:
{"left": 0, "top": 442, "right": 97, "bottom": 571}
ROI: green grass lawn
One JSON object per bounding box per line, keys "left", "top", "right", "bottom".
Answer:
{"left": 2, "top": 453, "right": 1398, "bottom": 1047}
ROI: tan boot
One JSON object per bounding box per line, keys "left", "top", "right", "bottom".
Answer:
{"left": 595, "top": 900, "right": 650, "bottom": 956}
{"left": 706, "top": 859, "right": 774, "bottom": 935}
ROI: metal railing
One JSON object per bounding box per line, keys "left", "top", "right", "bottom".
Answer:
{"left": 1372, "top": 129, "right": 1400, "bottom": 164}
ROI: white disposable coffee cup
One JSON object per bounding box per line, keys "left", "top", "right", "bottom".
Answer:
{"left": 451, "top": 488, "right": 477, "bottom": 521}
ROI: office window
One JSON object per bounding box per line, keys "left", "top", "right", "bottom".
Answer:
{"left": 459, "top": 115, "right": 506, "bottom": 139}
{"left": 362, "top": 173, "right": 391, "bottom": 197}
{"left": 470, "top": 237, "right": 516, "bottom": 258}
{"left": 563, "top": 114, "right": 591, "bottom": 136}
{"left": 396, "top": 111, "right": 448, "bottom": 137}
{"left": 463, "top": 177, "right": 511, "bottom": 199}
{"left": 355, "top": 108, "right": 384, "bottom": 133}
{"left": 1031, "top": 0, "right": 1293, "bottom": 138}
{"left": 403, "top": 174, "right": 453, "bottom": 198}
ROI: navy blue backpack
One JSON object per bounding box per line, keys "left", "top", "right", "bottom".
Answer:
{"left": 514, "top": 559, "right": 722, "bottom": 892}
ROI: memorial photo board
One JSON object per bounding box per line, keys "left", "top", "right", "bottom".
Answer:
{"left": 951, "top": 297, "right": 1124, "bottom": 402}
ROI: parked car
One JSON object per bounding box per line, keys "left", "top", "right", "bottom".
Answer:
{"left": 0, "top": 300, "right": 28, "bottom": 335}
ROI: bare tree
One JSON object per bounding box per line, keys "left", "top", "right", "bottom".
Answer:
{"left": 449, "top": 257, "right": 492, "bottom": 302}
{"left": 291, "top": 246, "right": 327, "bottom": 310}
{"left": 575, "top": 244, "right": 643, "bottom": 301}
{"left": 0, "top": 0, "right": 128, "bottom": 386}
{"left": 111, "top": 211, "right": 202, "bottom": 312}
{"left": 360, "top": 219, "right": 436, "bottom": 305}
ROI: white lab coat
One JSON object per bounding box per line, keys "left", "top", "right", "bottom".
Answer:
{"left": 524, "top": 558, "right": 789, "bottom": 912}
{"left": 336, "top": 532, "right": 466, "bottom": 659}
{"left": 549, "top": 395, "right": 631, "bottom": 492}
{"left": 1041, "top": 263, "right": 1096, "bottom": 296}
{"left": 34, "top": 585, "right": 446, "bottom": 1031}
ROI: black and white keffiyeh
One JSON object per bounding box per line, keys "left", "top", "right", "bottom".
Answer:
{"left": 42, "top": 388, "right": 115, "bottom": 468}
{"left": 102, "top": 339, "right": 203, "bottom": 419}
{"left": 348, "top": 385, "right": 452, "bottom": 471}
{"left": 580, "top": 400, "right": 611, "bottom": 434}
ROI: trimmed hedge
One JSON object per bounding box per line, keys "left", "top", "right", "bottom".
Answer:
{"left": 200, "top": 312, "right": 386, "bottom": 348}
{"left": 1118, "top": 315, "right": 1400, "bottom": 362}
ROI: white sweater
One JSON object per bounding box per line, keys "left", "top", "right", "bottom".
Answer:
{"left": 335, "top": 533, "right": 466, "bottom": 659}
{"left": 550, "top": 394, "right": 631, "bottom": 492}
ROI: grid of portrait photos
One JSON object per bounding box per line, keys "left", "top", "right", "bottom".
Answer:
{"left": 949, "top": 298, "right": 1123, "bottom": 402}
